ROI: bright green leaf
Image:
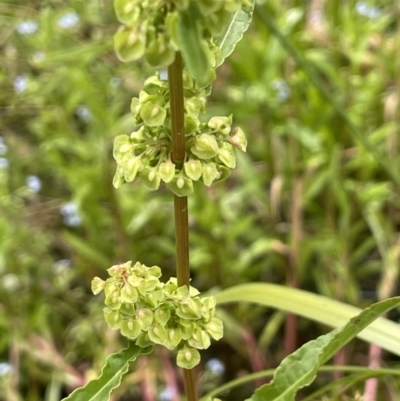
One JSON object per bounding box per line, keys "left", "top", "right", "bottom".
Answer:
{"left": 61, "top": 342, "right": 152, "bottom": 401}
{"left": 214, "top": 1, "right": 256, "bottom": 67}
{"left": 246, "top": 297, "right": 400, "bottom": 401}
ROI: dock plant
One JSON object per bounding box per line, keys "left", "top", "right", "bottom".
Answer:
{"left": 61, "top": 2, "right": 400, "bottom": 401}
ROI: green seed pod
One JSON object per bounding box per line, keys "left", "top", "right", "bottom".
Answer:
{"left": 113, "top": 135, "right": 132, "bottom": 163}
{"left": 120, "top": 318, "right": 141, "bottom": 339}
{"left": 105, "top": 291, "right": 122, "bottom": 310}
{"left": 141, "top": 275, "right": 161, "bottom": 292}
{"left": 103, "top": 308, "right": 122, "bottom": 330}
{"left": 229, "top": 126, "right": 247, "bottom": 151}
{"left": 114, "top": 0, "right": 142, "bottom": 27}
{"left": 217, "top": 142, "right": 236, "bottom": 168}
{"left": 140, "top": 167, "right": 161, "bottom": 191}
{"left": 166, "top": 174, "right": 194, "bottom": 196}
{"left": 135, "top": 332, "right": 153, "bottom": 348}
{"left": 120, "top": 303, "right": 136, "bottom": 316}
{"left": 113, "top": 165, "right": 125, "bottom": 189}
{"left": 127, "top": 274, "right": 141, "bottom": 288}
{"left": 191, "top": 134, "right": 219, "bottom": 159}
{"left": 177, "top": 297, "right": 202, "bottom": 320}
{"left": 114, "top": 26, "right": 145, "bottom": 62}
{"left": 140, "top": 101, "right": 167, "bottom": 127}
{"left": 142, "top": 289, "right": 163, "bottom": 308}
{"left": 146, "top": 265, "right": 162, "bottom": 278}
{"left": 201, "top": 162, "right": 220, "bottom": 186}
{"left": 208, "top": 115, "right": 232, "bottom": 136}
{"left": 136, "top": 308, "right": 154, "bottom": 330}
{"left": 188, "top": 327, "right": 211, "bottom": 350}
{"left": 145, "top": 33, "right": 175, "bottom": 68}
{"left": 204, "top": 317, "right": 224, "bottom": 340}
{"left": 184, "top": 114, "right": 200, "bottom": 135}
{"left": 185, "top": 96, "right": 205, "bottom": 117}
{"left": 91, "top": 277, "right": 105, "bottom": 295}
{"left": 165, "top": 327, "right": 182, "bottom": 349}
{"left": 123, "top": 156, "right": 142, "bottom": 182}
{"left": 159, "top": 159, "right": 176, "bottom": 183}
{"left": 214, "top": 165, "right": 231, "bottom": 183}
{"left": 179, "top": 321, "right": 195, "bottom": 340}
{"left": 148, "top": 323, "right": 168, "bottom": 345}
{"left": 130, "top": 98, "right": 141, "bottom": 117}
{"left": 184, "top": 158, "right": 203, "bottom": 181}
{"left": 176, "top": 345, "right": 200, "bottom": 369}
{"left": 104, "top": 281, "right": 121, "bottom": 297}
{"left": 120, "top": 283, "right": 139, "bottom": 303}
{"left": 154, "top": 307, "right": 171, "bottom": 326}
{"left": 143, "top": 75, "right": 166, "bottom": 94}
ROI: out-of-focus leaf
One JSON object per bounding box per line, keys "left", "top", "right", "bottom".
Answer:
{"left": 216, "top": 283, "right": 400, "bottom": 356}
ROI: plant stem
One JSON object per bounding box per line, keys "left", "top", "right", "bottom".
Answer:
{"left": 168, "top": 52, "right": 198, "bottom": 401}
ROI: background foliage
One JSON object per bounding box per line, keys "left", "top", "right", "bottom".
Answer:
{"left": 1, "top": 0, "right": 399, "bottom": 400}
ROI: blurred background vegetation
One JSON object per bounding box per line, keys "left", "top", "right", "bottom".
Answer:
{"left": 1, "top": 0, "right": 400, "bottom": 400}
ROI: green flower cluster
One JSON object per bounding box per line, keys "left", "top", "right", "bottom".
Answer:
{"left": 113, "top": 0, "right": 249, "bottom": 79}
{"left": 92, "top": 261, "right": 223, "bottom": 369}
{"left": 112, "top": 73, "right": 247, "bottom": 196}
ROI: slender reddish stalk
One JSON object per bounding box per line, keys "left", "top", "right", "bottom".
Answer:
{"left": 168, "top": 52, "right": 198, "bottom": 401}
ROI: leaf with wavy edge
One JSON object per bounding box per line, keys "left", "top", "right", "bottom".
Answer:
{"left": 62, "top": 343, "right": 153, "bottom": 401}
{"left": 215, "top": 283, "right": 400, "bottom": 356}
{"left": 245, "top": 297, "right": 400, "bottom": 401}
{"left": 214, "top": 1, "right": 256, "bottom": 67}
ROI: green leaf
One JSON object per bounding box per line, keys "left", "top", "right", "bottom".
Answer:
{"left": 61, "top": 342, "right": 152, "bottom": 401}
{"left": 177, "top": 7, "right": 210, "bottom": 86}
{"left": 215, "top": 284, "right": 400, "bottom": 356}
{"left": 245, "top": 297, "right": 400, "bottom": 401}
{"left": 214, "top": 1, "right": 255, "bottom": 67}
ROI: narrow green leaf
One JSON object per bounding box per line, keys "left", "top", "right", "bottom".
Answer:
{"left": 214, "top": 1, "right": 256, "bottom": 67}
{"left": 215, "top": 283, "right": 400, "bottom": 356}
{"left": 177, "top": 8, "right": 209, "bottom": 86}
{"left": 62, "top": 343, "right": 152, "bottom": 401}
{"left": 245, "top": 297, "right": 400, "bottom": 401}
